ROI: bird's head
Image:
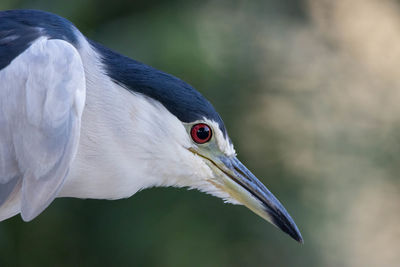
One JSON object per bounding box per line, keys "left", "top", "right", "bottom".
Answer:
{"left": 94, "top": 42, "right": 303, "bottom": 243}
{"left": 156, "top": 115, "right": 303, "bottom": 243}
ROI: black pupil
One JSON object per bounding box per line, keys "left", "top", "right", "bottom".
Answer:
{"left": 196, "top": 127, "right": 210, "bottom": 140}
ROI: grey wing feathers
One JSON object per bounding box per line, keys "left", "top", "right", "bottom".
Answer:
{"left": 0, "top": 37, "right": 86, "bottom": 221}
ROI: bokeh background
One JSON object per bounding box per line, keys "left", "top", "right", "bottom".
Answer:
{"left": 1, "top": 0, "right": 400, "bottom": 266}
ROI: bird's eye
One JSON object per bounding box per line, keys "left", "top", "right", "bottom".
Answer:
{"left": 191, "top": 123, "right": 212, "bottom": 144}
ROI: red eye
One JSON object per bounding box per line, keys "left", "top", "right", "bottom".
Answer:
{"left": 191, "top": 123, "right": 212, "bottom": 144}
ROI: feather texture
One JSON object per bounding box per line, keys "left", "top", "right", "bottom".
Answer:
{"left": 0, "top": 37, "right": 85, "bottom": 221}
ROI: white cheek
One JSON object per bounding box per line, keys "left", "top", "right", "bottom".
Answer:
{"left": 155, "top": 149, "right": 214, "bottom": 188}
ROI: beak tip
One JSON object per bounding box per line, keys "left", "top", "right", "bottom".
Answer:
{"left": 215, "top": 155, "right": 304, "bottom": 244}
{"left": 293, "top": 231, "right": 304, "bottom": 244}
{"left": 281, "top": 223, "right": 304, "bottom": 244}
{"left": 281, "top": 224, "right": 303, "bottom": 244}
{"left": 269, "top": 209, "right": 304, "bottom": 244}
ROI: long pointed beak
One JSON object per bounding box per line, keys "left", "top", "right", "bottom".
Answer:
{"left": 203, "top": 153, "right": 303, "bottom": 243}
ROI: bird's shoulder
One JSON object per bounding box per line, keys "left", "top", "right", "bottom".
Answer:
{"left": 0, "top": 36, "right": 86, "bottom": 222}
{"left": 0, "top": 9, "right": 79, "bottom": 70}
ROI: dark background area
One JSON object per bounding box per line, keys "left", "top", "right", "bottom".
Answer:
{"left": 1, "top": 0, "right": 400, "bottom": 266}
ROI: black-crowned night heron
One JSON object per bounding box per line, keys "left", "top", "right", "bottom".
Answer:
{"left": 0, "top": 10, "right": 302, "bottom": 243}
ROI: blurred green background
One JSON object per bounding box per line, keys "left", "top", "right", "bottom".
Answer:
{"left": 1, "top": 0, "right": 400, "bottom": 266}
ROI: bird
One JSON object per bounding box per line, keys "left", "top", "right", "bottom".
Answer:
{"left": 0, "top": 9, "right": 302, "bottom": 243}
